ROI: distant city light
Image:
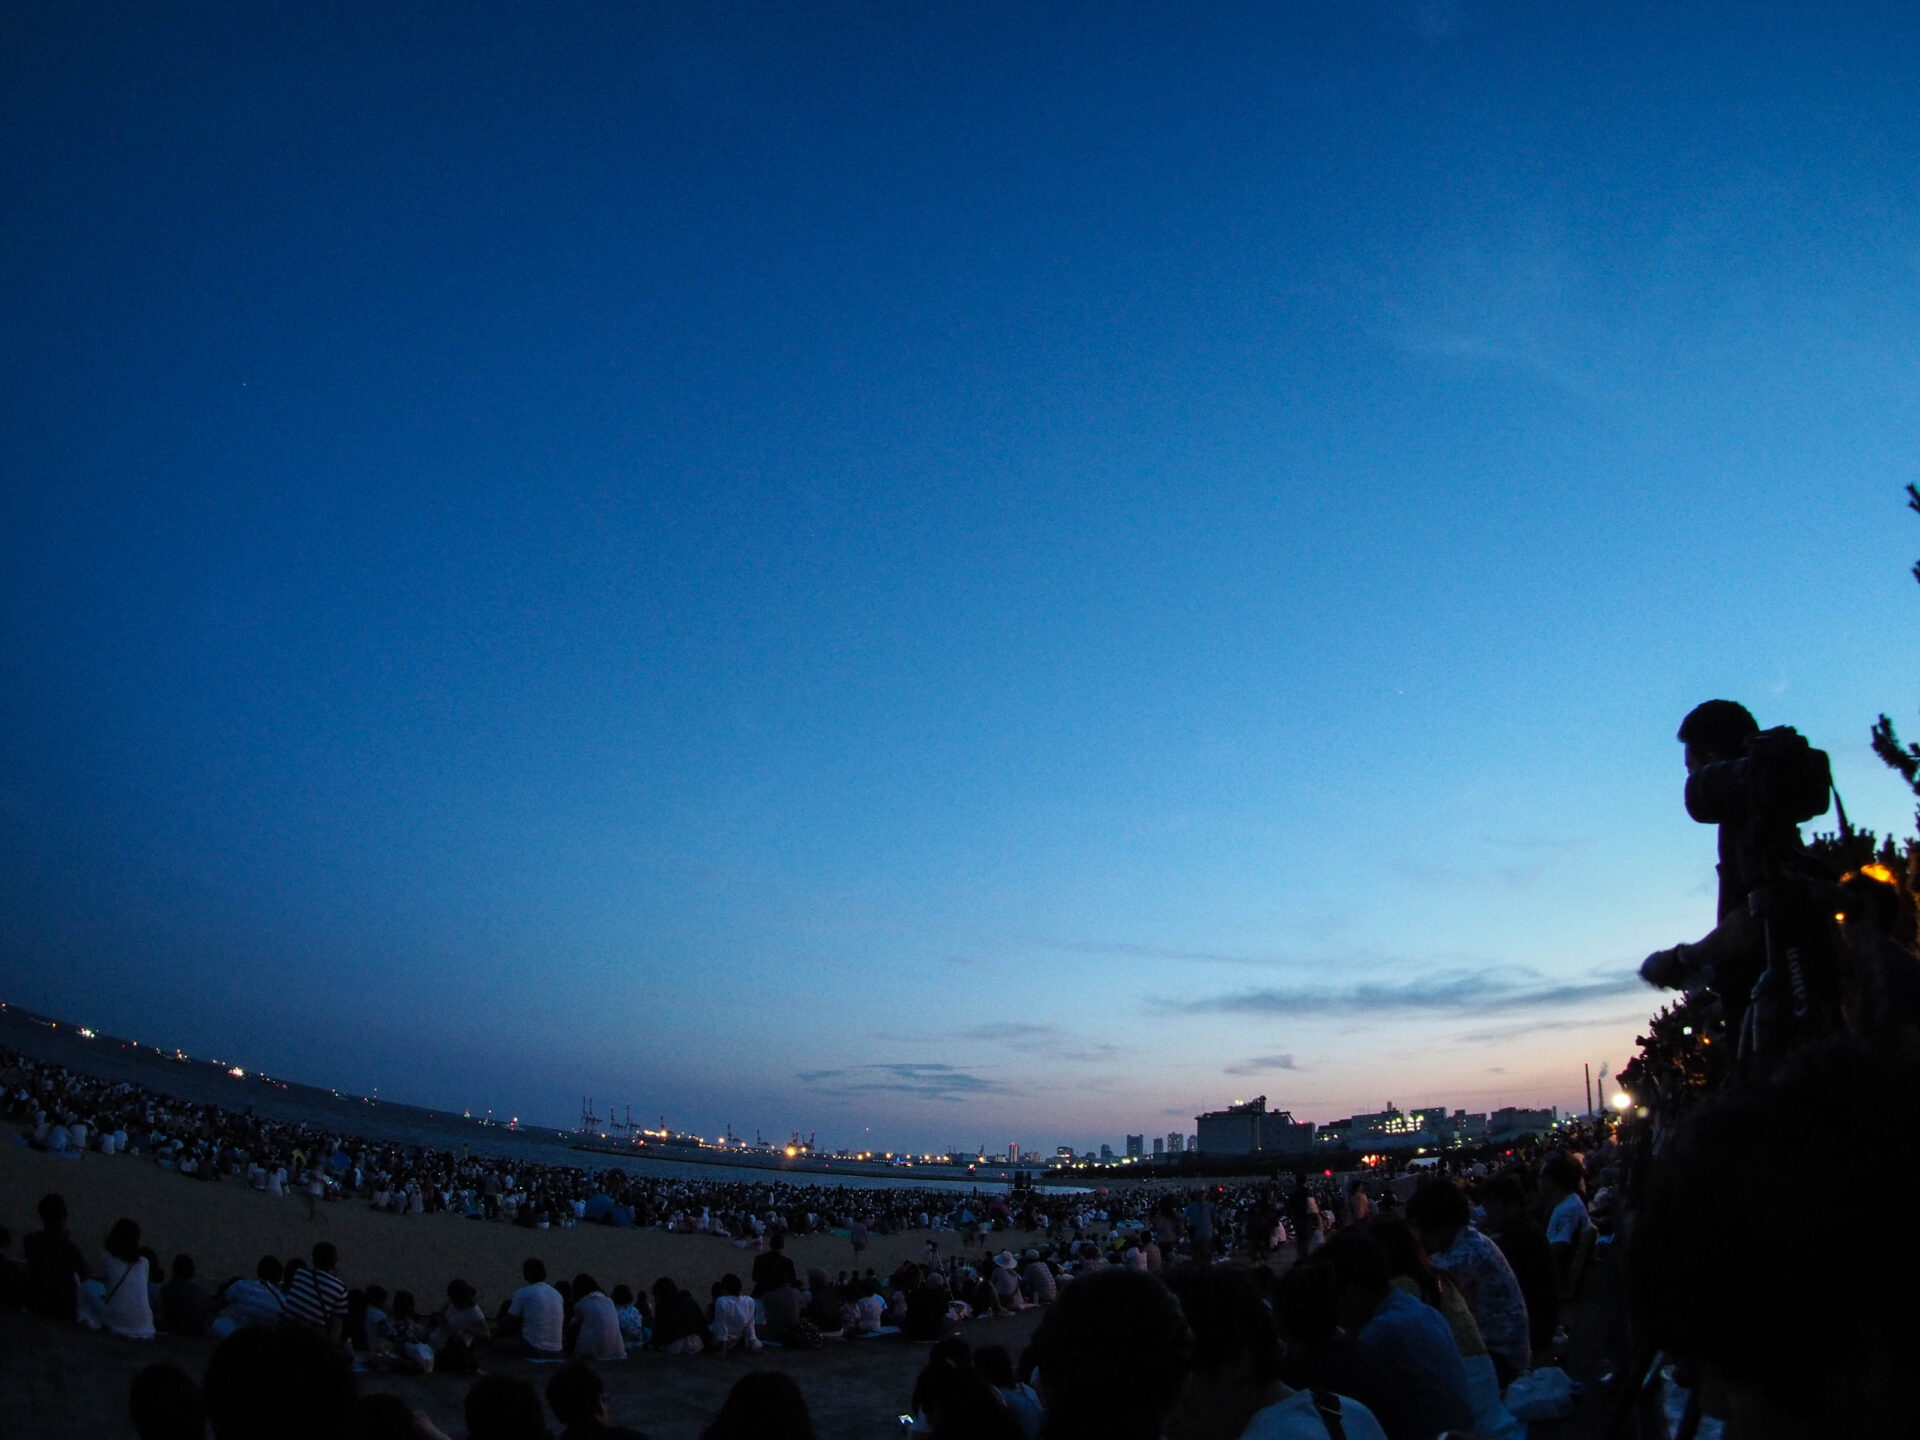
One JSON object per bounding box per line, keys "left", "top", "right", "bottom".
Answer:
{"left": 228, "top": 1066, "right": 245, "bottom": 1078}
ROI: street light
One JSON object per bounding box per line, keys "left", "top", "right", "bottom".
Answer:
{"left": 1610, "top": 1092, "right": 1632, "bottom": 1112}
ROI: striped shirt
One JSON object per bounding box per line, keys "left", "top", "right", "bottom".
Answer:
{"left": 284, "top": 1266, "right": 348, "bottom": 1331}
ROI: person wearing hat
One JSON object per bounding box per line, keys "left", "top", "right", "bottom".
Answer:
{"left": 990, "top": 1251, "right": 1029, "bottom": 1313}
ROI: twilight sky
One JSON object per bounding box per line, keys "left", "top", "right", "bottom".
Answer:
{"left": 3, "top": 3, "right": 1918, "bottom": 1152}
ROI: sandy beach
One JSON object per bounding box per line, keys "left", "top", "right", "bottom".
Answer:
{"left": 0, "top": 1141, "right": 1049, "bottom": 1439}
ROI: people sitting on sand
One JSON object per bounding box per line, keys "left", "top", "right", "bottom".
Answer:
{"left": 162, "top": 1252, "right": 212, "bottom": 1337}
{"left": 210, "top": 1254, "right": 287, "bottom": 1337}
{"left": 22, "top": 1190, "right": 88, "bottom": 1323}
{"left": 569, "top": 1273, "right": 627, "bottom": 1361}
{"left": 1539, "top": 1151, "right": 1592, "bottom": 1291}
{"left": 1404, "top": 1179, "right": 1530, "bottom": 1385}
{"left": 760, "top": 1272, "right": 804, "bottom": 1345}
{"left": 500, "top": 1257, "right": 566, "bottom": 1358}
{"left": 358, "top": 1283, "right": 390, "bottom": 1351}
{"left": 802, "top": 1267, "right": 844, "bottom": 1337}
{"left": 434, "top": 1278, "right": 491, "bottom": 1373}
{"left": 709, "top": 1272, "right": 761, "bottom": 1353}
{"left": 608, "top": 1283, "right": 648, "bottom": 1348}
{"left": 988, "top": 1251, "right": 1029, "bottom": 1313}
{"left": 372, "top": 1289, "right": 436, "bottom": 1373}
{"left": 1369, "top": 1217, "right": 1521, "bottom": 1440}
{"left": 1318, "top": 1231, "right": 1473, "bottom": 1440}
{"left": 1475, "top": 1171, "right": 1557, "bottom": 1363}
{"left": 1166, "top": 1265, "right": 1388, "bottom": 1440}
{"left": 649, "top": 1276, "right": 707, "bottom": 1354}
{"left": 81, "top": 1216, "right": 157, "bottom": 1339}
{"left": 848, "top": 1275, "right": 888, "bottom": 1334}
{"left": 284, "top": 1240, "right": 349, "bottom": 1344}
{"left": 1020, "top": 1249, "right": 1057, "bottom": 1305}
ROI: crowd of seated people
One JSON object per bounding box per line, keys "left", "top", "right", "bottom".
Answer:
{"left": 7, "top": 1041, "right": 1423, "bottom": 1262}
{"left": 6, "top": 1037, "right": 1657, "bottom": 1440}
{"left": 64, "top": 1035, "right": 1890, "bottom": 1440}
{"left": 6, "top": 1150, "right": 1623, "bottom": 1440}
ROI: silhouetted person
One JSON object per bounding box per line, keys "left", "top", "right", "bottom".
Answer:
{"left": 1640, "top": 700, "right": 1770, "bottom": 1037}
{"left": 1030, "top": 1268, "right": 1193, "bottom": 1440}
{"left": 23, "top": 1191, "right": 87, "bottom": 1322}
{"left": 1166, "top": 1265, "right": 1387, "bottom": 1440}
{"left": 130, "top": 1363, "right": 206, "bottom": 1440}
{"left": 751, "top": 1231, "right": 797, "bottom": 1297}
{"left": 702, "top": 1372, "right": 818, "bottom": 1440}
{"left": 202, "top": 1326, "right": 357, "bottom": 1440}
{"left": 465, "top": 1375, "right": 549, "bottom": 1440}
{"left": 546, "top": 1362, "right": 648, "bottom": 1440}
{"left": 1630, "top": 1038, "right": 1920, "bottom": 1440}
{"left": 1319, "top": 1232, "right": 1472, "bottom": 1440}
{"left": 1478, "top": 1174, "right": 1556, "bottom": 1361}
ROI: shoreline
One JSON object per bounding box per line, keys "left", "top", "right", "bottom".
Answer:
{"left": 567, "top": 1140, "right": 1062, "bottom": 1188}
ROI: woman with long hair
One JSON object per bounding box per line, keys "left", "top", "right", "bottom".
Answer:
{"left": 96, "top": 1217, "right": 156, "bottom": 1338}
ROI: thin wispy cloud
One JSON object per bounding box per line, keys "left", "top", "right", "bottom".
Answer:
{"left": 1453, "top": 1008, "right": 1650, "bottom": 1045}
{"left": 1032, "top": 937, "right": 1411, "bottom": 971}
{"left": 1377, "top": 201, "right": 1601, "bottom": 397}
{"left": 1224, "top": 1053, "right": 1298, "bottom": 1077}
{"left": 795, "top": 1063, "right": 1012, "bottom": 1102}
{"left": 959, "top": 1022, "right": 1123, "bottom": 1065}
{"left": 1175, "top": 969, "right": 1643, "bottom": 1018}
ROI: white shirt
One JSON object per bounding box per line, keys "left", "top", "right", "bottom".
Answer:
{"left": 102, "top": 1255, "right": 156, "bottom": 1339}
{"left": 711, "top": 1293, "right": 762, "bottom": 1350}
{"left": 509, "top": 1281, "right": 565, "bottom": 1353}
{"left": 572, "top": 1291, "right": 626, "bottom": 1360}
{"left": 1242, "top": 1390, "right": 1388, "bottom": 1440}
{"left": 1546, "top": 1192, "right": 1592, "bottom": 1246}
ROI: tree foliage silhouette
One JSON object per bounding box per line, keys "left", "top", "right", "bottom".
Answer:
{"left": 1872, "top": 484, "right": 1920, "bottom": 826}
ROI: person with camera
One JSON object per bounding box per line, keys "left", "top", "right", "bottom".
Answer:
{"left": 1639, "top": 700, "right": 1765, "bottom": 1008}
{"left": 1640, "top": 699, "right": 1841, "bottom": 1068}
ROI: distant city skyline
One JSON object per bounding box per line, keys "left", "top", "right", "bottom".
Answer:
{"left": 4, "top": 6, "right": 1918, "bottom": 1149}
{"left": 3, "top": 993, "right": 1607, "bottom": 1157}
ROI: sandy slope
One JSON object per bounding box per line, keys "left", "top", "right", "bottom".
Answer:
{"left": 0, "top": 1141, "right": 1048, "bottom": 1439}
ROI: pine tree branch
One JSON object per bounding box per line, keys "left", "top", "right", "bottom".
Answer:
{"left": 1871, "top": 714, "right": 1920, "bottom": 790}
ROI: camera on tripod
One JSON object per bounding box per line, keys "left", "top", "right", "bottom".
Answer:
{"left": 1683, "top": 725, "right": 1832, "bottom": 831}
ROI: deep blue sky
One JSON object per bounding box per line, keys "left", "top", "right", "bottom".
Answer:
{"left": 4, "top": 3, "right": 1917, "bottom": 1150}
